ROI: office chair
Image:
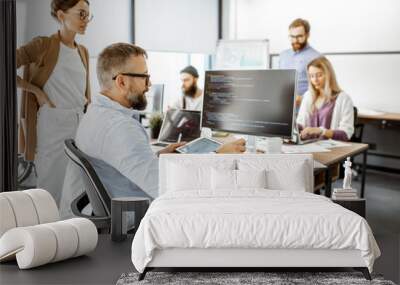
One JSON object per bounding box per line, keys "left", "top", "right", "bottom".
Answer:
{"left": 351, "top": 106, "right": 365, "bottom": 180}
{"left": 64, "top": 139, "right": 151, "bottom": 239}
{"left": 338, "top": 107, "right": 365, "bottom": 180}
{"left": 351, "top": 106, "right": 364, "bottom": 143}
{"left": 17, "top": 154, "right": 36, "bottom": 190}
{"left": 64, "top": 139, "right": 112, "bottom": 231}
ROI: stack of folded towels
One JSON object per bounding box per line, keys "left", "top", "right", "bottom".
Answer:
{"left": 332, "top": 188, "right": 358, "bottom": 200}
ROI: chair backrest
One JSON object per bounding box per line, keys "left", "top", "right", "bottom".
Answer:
{"left": 352, "top": 106, "right": 364, "bottom": 143}
{"left": 159, "top": 153, "right": 314, "bottom": 195}
{"left": 64, "top": 139, "right": 111, "bottom": 218}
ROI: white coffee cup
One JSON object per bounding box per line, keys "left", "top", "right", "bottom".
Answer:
{"left": 264, "top": 137, "right": 282, "bottom": 154}
{"left": 201, "top": 127, "right": 212, "bottom": 139}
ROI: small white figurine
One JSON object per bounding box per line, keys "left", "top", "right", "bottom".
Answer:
{"left": 343, "top": 157, "right": 352, "bottom": 190}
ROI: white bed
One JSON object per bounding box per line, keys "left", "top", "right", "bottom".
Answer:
{"left": 131, "top": 154, "right": 380, "bottom": 280}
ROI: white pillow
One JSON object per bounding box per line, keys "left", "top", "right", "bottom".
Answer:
{"left": 266, "top": 161, "right": 307, "bottom": 191}
{"left": 211, "top": 168, "right": 236, "bottom": 190}
{"left": 238, "top": 158, "right": 309, "bottom": 191}
{"left": 211, "top": 169, "right": 267, "bottom": 191}
{"left": 167, "top": 161, "right": 235, "bottom": 192}
{"left": 236, "top": 169, "right": 267, "bottom": 189}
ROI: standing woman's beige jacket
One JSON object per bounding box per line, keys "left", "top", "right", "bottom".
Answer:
{"left": 17, "top": 32, "right": 91, "bottom": 161}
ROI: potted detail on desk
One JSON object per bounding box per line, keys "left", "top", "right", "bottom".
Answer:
{"left": 149, "top": 112, "right": 163, "bottom": 139}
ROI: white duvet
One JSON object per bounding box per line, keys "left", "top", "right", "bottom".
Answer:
{"left": 131, "top": 190, "right": 380, "bottom": 273}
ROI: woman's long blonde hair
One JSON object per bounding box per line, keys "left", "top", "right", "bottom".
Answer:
{"left": 307, "top": 56, "right": 342, "bottom": 111}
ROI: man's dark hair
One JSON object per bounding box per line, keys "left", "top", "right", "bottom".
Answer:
{"left": 180, "top": 65, "right": 199, "bottom": 78}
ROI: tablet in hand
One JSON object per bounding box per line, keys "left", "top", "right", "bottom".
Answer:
{"left": 176, "top": 137, "right": 222, "bottom": 154}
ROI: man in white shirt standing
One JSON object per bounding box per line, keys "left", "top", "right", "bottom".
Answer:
{"left": 171, "top": 65, "right": 203, "bottom": 111}
{"left": 60, "top": 43, "right": 245, "bottom": 218}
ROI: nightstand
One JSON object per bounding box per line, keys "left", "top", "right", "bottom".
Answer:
{"left": 332, "top": 198, "right": 366, "bottom": 218}
{"left": 111, "top": 197, "right": 150, "bottom": 242}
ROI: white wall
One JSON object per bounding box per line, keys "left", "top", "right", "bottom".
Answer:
{"left": 135, "top": 0, "right": 218, "bottom": 53}
{"left": 227, "top": 0, "right": 400, "bottom": 53}
{"left": 326, "top": 54, "right": 400, "bottom": 114}
{"left": 223, "top": 0, "right": 400, "bottom": 113}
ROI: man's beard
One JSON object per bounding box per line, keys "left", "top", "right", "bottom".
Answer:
{"left": 127, "top": 91, "right": 147, "bottom": 111}
{"left": 292, "top": 40, "right": 307, "bottom": 52}
{"left": 183, "top": 83, "right": 197, "bottom": 98}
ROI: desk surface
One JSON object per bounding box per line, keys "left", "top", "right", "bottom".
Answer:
{"left": 0, "top": 234, "right": 134, "bottom": 285}
{"left": 358, "top": 112, "right": 400, "bottom": 121}
{"left": 214, "top": 135, "right": 368, "bottom": 167}
{"left": 312, "top": 142, "right": 368, "bottom": 166}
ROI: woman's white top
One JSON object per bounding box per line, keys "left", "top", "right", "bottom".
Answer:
{"left": 296, "top": 91, "right": 355, "bottom": 139}
{"left": 43, "top": 43, "right": 87, "bottom": 110}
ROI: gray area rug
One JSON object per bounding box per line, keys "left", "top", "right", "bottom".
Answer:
{"left": 117, "top": 272, "right": 396, "bottom": 285}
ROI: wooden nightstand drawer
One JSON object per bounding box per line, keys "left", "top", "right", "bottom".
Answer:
{"left": 332, "top": 198, "right": 366, "bottom": 218}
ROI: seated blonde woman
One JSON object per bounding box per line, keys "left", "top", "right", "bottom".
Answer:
{"left": 296, "top": 56, "right": 354, "bottom": 141}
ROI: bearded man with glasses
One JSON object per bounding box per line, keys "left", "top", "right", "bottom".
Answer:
{"left": 60, "top": 43, "right": 246, "bottom": 218}
{"left": 279, "top": 18, "right": 321, "bottom": 108}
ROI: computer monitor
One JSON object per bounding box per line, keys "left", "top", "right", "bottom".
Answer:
{"left": 157, "top": 109, "right": 201, "bottom": 143}
{"left": 201, "top": 69, "right": 296, "bottom": 139}
{"left": 142, "top": 84, "right": 164, "bottom": 113}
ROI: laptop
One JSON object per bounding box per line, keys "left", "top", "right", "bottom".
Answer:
{"left": 286, "top": 125, "right": 319, "bottom": 145}
{"left": 152, "top": 109, "right": 202, "bottom": 147}
{"left": 296, "top": 135, "right": 319, "bottom": 145}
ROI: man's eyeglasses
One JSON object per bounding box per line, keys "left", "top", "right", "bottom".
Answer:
{"left": 112, "top": 73, "right": 150, "bottom": 86}
{"left": 70, "top": 10, "right": 93, "bottom": 22}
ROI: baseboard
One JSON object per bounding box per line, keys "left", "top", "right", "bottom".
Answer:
{"left": 366, "top": 165, "right": 400, "bottom": 175}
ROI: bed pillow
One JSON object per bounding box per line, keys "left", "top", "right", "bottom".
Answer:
{"left": 211, "top": 168, "right": 237, "bottom": 191}
{"left": 211, "top": 169, "right": 267, "bottom": 191}
{"left": 265, "top": 161, "right": 307, "bottom": 191}
{"left": 236, "top": 169, "right": 267, "bottom": 189}
{"left": 167, "top": 161, "right": 235, "bottom": 192}
{"left": 238, "top": 158, "right": 309, "bottom": 191}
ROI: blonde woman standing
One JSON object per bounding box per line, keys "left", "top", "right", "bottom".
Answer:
{"left": 16, "top": 0, "right": 92, "bottom": 204}
{"left": 296, "top": 56, "right": 354, "bottom": 141}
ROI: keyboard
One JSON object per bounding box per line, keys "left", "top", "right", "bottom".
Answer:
{"left": 297, "top": 138, "right": 319, "bottom": 145}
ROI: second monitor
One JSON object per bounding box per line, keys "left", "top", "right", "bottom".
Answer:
{"left": 142, "top": 84, "right": 164, "bottom": 114}
{"left": 201, "top": 69, "right": 296, "bottom": 139}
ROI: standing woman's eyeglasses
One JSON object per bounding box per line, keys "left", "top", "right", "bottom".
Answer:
{"left": 69, "top": 10, "right": 93, "bottom": 22}
{"left": 112, "top": 73, "right": 151, "bottom": 86}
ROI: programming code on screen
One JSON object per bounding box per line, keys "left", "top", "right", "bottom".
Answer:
{"left": 202, "top": 70, "right": 296, "bottom": 138}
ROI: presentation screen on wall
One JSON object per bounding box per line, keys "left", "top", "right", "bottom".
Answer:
{"left": 215, "top": 40, "right": 270, "bottom": 70}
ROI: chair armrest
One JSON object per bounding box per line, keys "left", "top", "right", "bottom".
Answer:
{"left": 71, "top": 192, "right": 111, "bottom": 230}
{"left": 71, "top": 192, "right": 89, "bottom": 215}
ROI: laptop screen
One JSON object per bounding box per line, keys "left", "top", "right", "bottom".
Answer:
{"left": 158, "top": 109, "right": 201, "bottom": 143}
